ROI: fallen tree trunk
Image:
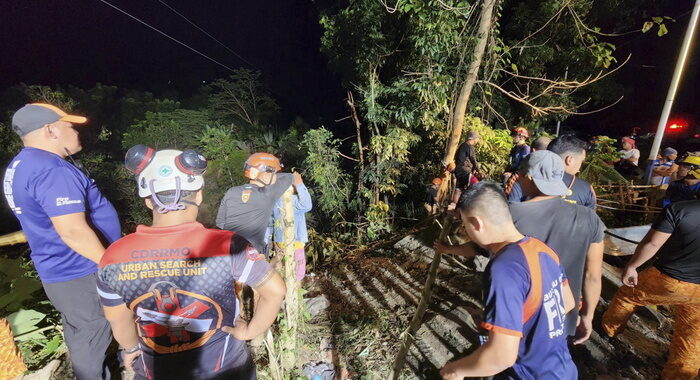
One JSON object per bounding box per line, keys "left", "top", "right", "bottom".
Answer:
{"left": 388, "top": 217, "right": 454, "bottom": 379}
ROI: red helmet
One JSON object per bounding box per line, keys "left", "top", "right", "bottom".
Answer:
{"left": 512, "top": 127, "right": 529, "bottom": 138}
{"left": 243, "top": 152, "right": 283, "bottom": 180}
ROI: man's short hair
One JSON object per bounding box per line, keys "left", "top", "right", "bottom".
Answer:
{"left": 531, "top": 136, "right": 552, "bottom": 151}
{"left": 457, "top": 181, "right": 511, "bottom": 225}
{"left": 154, "top": 190, "right": 196, "bottom": 204}
{"left": 548, "top": 135, "right": 587, "bottom": 157}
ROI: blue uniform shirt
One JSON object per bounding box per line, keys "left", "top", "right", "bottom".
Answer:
{"left": 482, "top": 237, "right": 577, "bottom": 380}
{"left": 3, "top": 148, "right": 121, "bottom": 283}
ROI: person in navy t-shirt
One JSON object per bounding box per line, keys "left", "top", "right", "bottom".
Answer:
{"left": 436, "top": 182, "right": 576, "bottom": 380}
{"left": 3, "top": 104, "right": 121, "bottom": 380}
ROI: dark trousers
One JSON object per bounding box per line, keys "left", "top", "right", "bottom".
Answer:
{"left": 42, "top": 273, "right": 113, "bottom": 380}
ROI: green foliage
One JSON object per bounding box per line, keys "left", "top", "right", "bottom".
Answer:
{"left": 300, "top": 128, "right": 351, "bottom": 217}
{"left": 208, "top": 69, "right": 279, "bottom": 132}
{"left": 365, "top": 201, "right": 392, "bottom": 240}
{"left": 0, "top": 257, "right": 42, "bottom": 312}
{"left": 122, "top": 108, "right": 214, "bottom": 150}
{"left": 580, "top": 136, "right": 627, "bottom": 184}
{"left": 197, "top": 125, "right": 249, "bottom": 226}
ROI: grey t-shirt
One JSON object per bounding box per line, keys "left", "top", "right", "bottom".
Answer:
{"left": 509, "top": 197, "right": 605, "bottom": 336}
{"left": 216, "top": 173, "right": 293, "bottom": 253}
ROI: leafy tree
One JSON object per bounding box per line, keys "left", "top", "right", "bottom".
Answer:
{"left": 208, "top": 69, "right": 279, "bottom": 133}
{"left": 122, "top": 108, "right": 214, "bottom": 150}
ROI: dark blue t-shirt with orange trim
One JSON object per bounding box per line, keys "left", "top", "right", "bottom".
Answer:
{"left": 97, "top": 222, "right": 273, "bottom": 380}
{"left": 482, "top": 237, "right": 577, "bottom": 380}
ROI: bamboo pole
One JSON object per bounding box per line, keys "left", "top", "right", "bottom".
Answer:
{"left": 280, "top": 187, "right": 300, "bottom": 374}
{"left": 388, "top": 217, "right": 454, "bottom": 379}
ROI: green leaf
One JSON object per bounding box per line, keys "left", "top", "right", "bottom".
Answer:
{"left": 658, "top": 23, "right": 668, "bottom": 37}
{"left": 652, "top": 16, "right": 663, "bottom": 24}
{"left": 642, "top": 21, "right": 653, "bottom": 33}
{"left": 7, "top": 309, "right": 46, "bottom": 336}
{"left": 39, "top": 335, "right": 63, "bottom": 357}
{"left": 0, "top": 277, "right": 43, "bottom": 311}
{"left": 511, "top": 63, "right": 518, "bottom": 73}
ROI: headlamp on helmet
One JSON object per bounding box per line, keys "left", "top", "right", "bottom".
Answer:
{"left": 125, "top": 146, "right": 207, "bottom": 213}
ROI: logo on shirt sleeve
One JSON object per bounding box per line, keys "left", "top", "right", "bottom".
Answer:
{"left": 56, "top": 197, "right": 82, "bottom": 206}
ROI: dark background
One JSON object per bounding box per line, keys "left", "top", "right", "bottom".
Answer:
{"left": 1, "top": 0, "right": 698, "bottom": 136}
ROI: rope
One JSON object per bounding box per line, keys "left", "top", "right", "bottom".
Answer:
{"left": 97, "top": 0, "right": 236, "bottom": 73}
{"left": 604, "top": 230, "right": 641, "bottom": 245}
{"left": 596, "top": 204, "right": 661, "bottom": 214}
{"left": 154, "top": 0, "right": 258, "bottom": 69}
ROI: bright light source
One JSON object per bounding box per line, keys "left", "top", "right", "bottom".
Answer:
{"left": 668, "top": 123, "right": 687, "bottom": 130}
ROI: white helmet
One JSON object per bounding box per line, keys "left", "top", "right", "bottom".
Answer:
{"left": 125, "top": 145, "right": 207, "bottom": 213}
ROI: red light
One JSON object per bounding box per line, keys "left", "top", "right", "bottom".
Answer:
{"left": 694, "top": 134, "right": 700, "bottom": 138}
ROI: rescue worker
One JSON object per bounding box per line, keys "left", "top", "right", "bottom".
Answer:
{"left": 97, "top": 146, "right": 286, "bottom": 379}
{"left": 504, "top": 135, "right": 549, "bottom": 197}
{"left": 508, "top": 135, "right": 596, "bottom": 210}
{"left": 510, "top": 151, "right": 605, "bottom": 344}
{"left": 216, "top": 153, "right": 293, "bottom": 255}
{"left": 662, "top": 155, "right": 700, "bottom": 207}
{"left": 437, "top": 182, "right": 576, "bottom": 380}
{"left": 448, "top": 130, "right": 481, "bottom": 210}
{"left": 3, "top": 103, "right": 120, "bottom": 379}
{"left": 424, "top": 178, "right": 442, "bottom": 215}
{"left": 504, "top": 127, "right": 531, "bottom": 177}
{"left": 601, "top": 199, "right": 700, "bottom": 380}
{"left": 269, "top": 169, "right": 312, "bottom": 280}
{"left": 648, "top": 147, "right": 678, "bottom": 186}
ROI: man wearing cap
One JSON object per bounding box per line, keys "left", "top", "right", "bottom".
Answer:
{"left": 508, "top": 150, "right": 605, "bottom": 345}
{"left": 448, "top": 130, "right": 481, "bottom": 210}
{"left": 648, "top": 147, "right": 678, "bottom": 186}
{"left": 3, "top": 103, "right": 121, "bottom": 379}
{"left": 508, "top": 135, "right": 597, "bottom": 210}
{"left": 663, "top": 155, "right": 700, "bottom": 206}
{"left": 97, "top": 147, "right": 286, "bottom": 379}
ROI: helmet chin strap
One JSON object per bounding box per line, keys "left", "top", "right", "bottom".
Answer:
{"left": 149, "top": 177, "right": 186, "bottom": 214}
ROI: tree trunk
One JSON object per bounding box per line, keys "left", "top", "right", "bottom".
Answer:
{"left": 387, "top": 218, "right": 455, "bottom": 379}
{"left": 441, "top": 0, "right": 499, "bottom": 166}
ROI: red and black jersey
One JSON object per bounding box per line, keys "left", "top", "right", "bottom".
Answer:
{"left": 97, "top": 222, "right": 272, "bottom": 379}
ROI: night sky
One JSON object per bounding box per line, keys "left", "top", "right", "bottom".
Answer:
{"left": 1, "top": 0, "right": 699, "bottom": 136}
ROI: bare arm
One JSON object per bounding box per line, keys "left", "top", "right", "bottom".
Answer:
{"left": 224, "top": 271, "right": 286, "bottom": 340}
{"left": 440, "top": 331, "right": 519, "bottom": 379}
{"left": 103, "top": 303, "right": 140, "bottom": 368}
{"left": 50, "top": 212, "right": 107, "bottom": 263}
{"left": 103, "top": 304, "right": 139, "bottom": 350}
{"left": 622, "top": 229, "right": 671, "bottom": 287}
{"left": 434, "top": 241, "right": 478, "bottom": 258}
{"left": 573, "top": 241, "right": 604, "bottom": 345}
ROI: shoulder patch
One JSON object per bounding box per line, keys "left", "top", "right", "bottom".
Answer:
{"left": 241, "top": 189, "right": 252, "bottom": 203}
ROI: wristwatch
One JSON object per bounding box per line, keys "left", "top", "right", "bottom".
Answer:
{"left": 124, "top": 345, "right": 140, "bottom": 354}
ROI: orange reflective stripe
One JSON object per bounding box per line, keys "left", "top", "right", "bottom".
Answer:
{"left": 521, "top": 248, "right": 542, "bottom": 324}
{"left": 481, "top": 322, "right": 523, "bottom": 337}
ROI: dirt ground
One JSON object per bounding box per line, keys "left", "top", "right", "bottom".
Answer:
{"left": 299, "top": 233, "right": 670, "bottom": 379}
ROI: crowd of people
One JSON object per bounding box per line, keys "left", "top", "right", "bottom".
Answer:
{"left": 434, "top": 127, "right": 700, "bottom": 380}
{"left": 2, "top": 103, "right": 700, "bottom": 380}
{"left": 2, "top": 103, "right": 312, "bottom": 379}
